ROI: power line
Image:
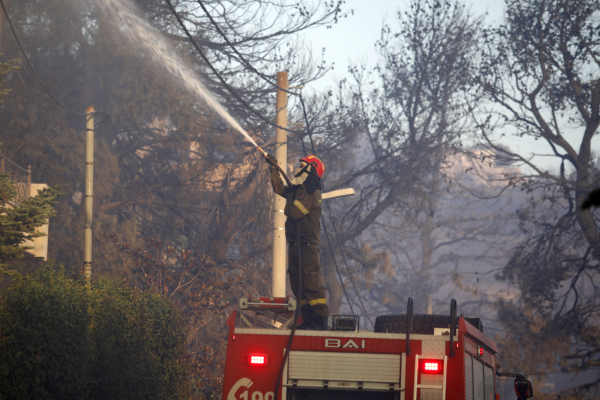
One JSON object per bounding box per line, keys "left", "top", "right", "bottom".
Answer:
{"left": 0, "top": 0, "right": 108, "bottom": 125}
{"left": 292, "top": 77, "right": 372, "bottom": 325}
{"left": 289, "top": 101, "right": 371, "bottom": 322}
{"left": 163, "top": 0, "right": 294, "bottom": 134}
{"left": 3, "top": 0, "right": 371, "bottom": 324}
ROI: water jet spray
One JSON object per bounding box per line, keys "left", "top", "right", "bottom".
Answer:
{"left": 95, "top": 0, "right": 260, "bottom": 147}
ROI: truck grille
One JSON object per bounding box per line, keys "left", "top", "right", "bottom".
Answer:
{"left": 465, "top": 354, "right": 473, "bottom": 400}
{"left": 473, "top": 358, "right": 484, "bottom": 400}
{"left": 288, "top": 351, "right": 401, "bottom": 384}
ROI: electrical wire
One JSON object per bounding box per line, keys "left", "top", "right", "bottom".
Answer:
{"left": 0, "top": 0, "right": 109, "bottom": 125}
{"left": 295, "top": 108, "right": 373, "bottom": 324}
{"left": 4, "top": 0, "right": 370, "bottom": 324}
{"left": 163, "top": 0, "right": 294, "bottom": 134}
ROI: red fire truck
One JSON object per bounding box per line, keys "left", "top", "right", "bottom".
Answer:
{"left": 223, "top": 81, "right": 533, "bottom": 399}
{"left": 222, "top": 297, "right": 534, "bottom": 400}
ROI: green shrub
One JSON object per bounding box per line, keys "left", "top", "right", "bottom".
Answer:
{"left": 0, "top": 264, "right": 191, "bottom": 400}
{"left": 89, "top": 277, "right": 189, "bottom": 400}
{"left": 0, "top": 263, "right": 90, "bottom": 400}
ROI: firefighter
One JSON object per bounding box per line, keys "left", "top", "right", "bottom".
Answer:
{"left": 268, "top": 155, "right": 329, "bottom": 330}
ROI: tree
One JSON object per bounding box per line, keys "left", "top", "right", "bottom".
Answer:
{"left": 0, "top": 57, "right": 18, "bottom": 102}
{"left": 0, "top": 1, "right": 349, "bottom": 393}
{"left": 0, "top": 264, "right": 90, "bottom": 400}
{"left": 0, "top": 1, "right": 350, "bottom": 392}
{"left": 358, "top": 148, "right": 526, "bottom": 321}
{"left": 0, "top": 0, "right": 345, "bottom": 273}
{"left": 293, "top": 0, "right": 484, "bottom": 318}
{"left": 476, "top": 0, "right": 600, "bottom": 396}
{"left": 88, "top": 275, "right": 190, "bottom": 400}
{"left": 108, "top": 236, "right": 244, "bottom": 398}
{"left": 0, "top": 172, "right": 61, "bottom": 274}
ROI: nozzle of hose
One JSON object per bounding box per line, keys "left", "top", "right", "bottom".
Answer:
{"left": 257, "top": 146, "right": 277, "bottom": 166}
{"left": 256, "top": 146, "right": 268, "bottom": 158}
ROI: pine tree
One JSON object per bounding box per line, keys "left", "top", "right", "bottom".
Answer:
{"left": 0, "top": 57, "right": 18, "bottom": 102}
{"left": 0, "top": 173, "right": 61, "bottom": 273}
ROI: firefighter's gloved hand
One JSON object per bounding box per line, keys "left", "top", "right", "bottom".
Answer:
{"left": 264, "top": 154, "right": 278, "bottom": 166}
{"left": 285, "top": 189, "right": 295, "bottom": 204}
{"left": 269, "top": 165, "right": 278, "bottom": 177}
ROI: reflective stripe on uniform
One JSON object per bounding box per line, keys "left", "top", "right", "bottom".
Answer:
{"left": 309, "top": 298, "right": 327, "bottom": 306}
{"left": 294, "top": 199, "right": 309, "bottom": 215}
{"left": 300, "top": 300, "right": 309, "bottom": 306}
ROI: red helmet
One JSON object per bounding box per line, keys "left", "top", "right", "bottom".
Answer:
{"left": 299, "top": 155, "right": 325, "bottom": 179}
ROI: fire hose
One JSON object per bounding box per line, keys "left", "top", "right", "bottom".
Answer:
{"left": 273, "top": 221, "right": 302, "bottom": 399}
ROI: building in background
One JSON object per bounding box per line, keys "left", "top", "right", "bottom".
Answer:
{"left": 1, "top": 154, "right": 49, "bottom": 260}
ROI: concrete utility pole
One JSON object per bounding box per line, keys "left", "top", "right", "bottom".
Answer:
{"left": 83, "top": 106, "right": 94, "bottom": 283}
{"left": 272, "top": 72, "right": 288, "bottom": 298}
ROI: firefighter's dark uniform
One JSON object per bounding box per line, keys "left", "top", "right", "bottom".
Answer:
{"left": 270, "top": 169, "right": 329, "bottom": 320}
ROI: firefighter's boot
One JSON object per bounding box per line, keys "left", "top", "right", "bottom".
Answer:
{"left": 296, "top": 305, "right": 314, "bottom": 330}
{"left": 309, "top": 315, "right": 329, "bottom": 331}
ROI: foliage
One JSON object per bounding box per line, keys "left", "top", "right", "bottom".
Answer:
{"left": 88, "top": 276, "right": 190, "bottom": 400}
{"left": 111, "top": 236, "right": 244, "bottom": 398}
{"left": 0, "top": 263, "right": 192, "bottom": 400}
{"left": 0, "top": 263, "right": 90, "bottom": 400}
{"left": 121, "top": 237, "right": 241, "bottom": 328}
{"left": 0, "top": 56, "right": 18, "bottom": 102}
{"left": 293, "top": 0, "right": 487, "bottom": 317}
{"left": 0, "top": 1, "right": 346, "bottom": 396}
{"left": 0, "top": 173, "right": 61, "bottom": 273}
{"left": 475, "top": 0, "right": 600, "bottom": 395}
{"left": 0, "top": 0, "right": 344, "bottom": 276}
{"left": 8, "top": 0, "right": 600, "bottom": 395}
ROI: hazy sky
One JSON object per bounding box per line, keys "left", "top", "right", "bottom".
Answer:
{"left": 299, "top": 0, "right": 585, "bottom": 173}
{"left": 304, "top": 0, "right": 506, "bottom": 91}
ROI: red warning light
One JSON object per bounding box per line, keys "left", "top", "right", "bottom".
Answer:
{"left": 250, "top": 355, "right": 265, "bottom": 365}
{"left": 477, "top": 346, "right": 484, "bottom": 357}
{"left": 419, "top": 360, "right": 443, "bottom": 374}
{"left": 247, "top": 354, "right": 269, "bottom": 366}
{"left": 424, "top": 362, "right": 440, "bottom": 371}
